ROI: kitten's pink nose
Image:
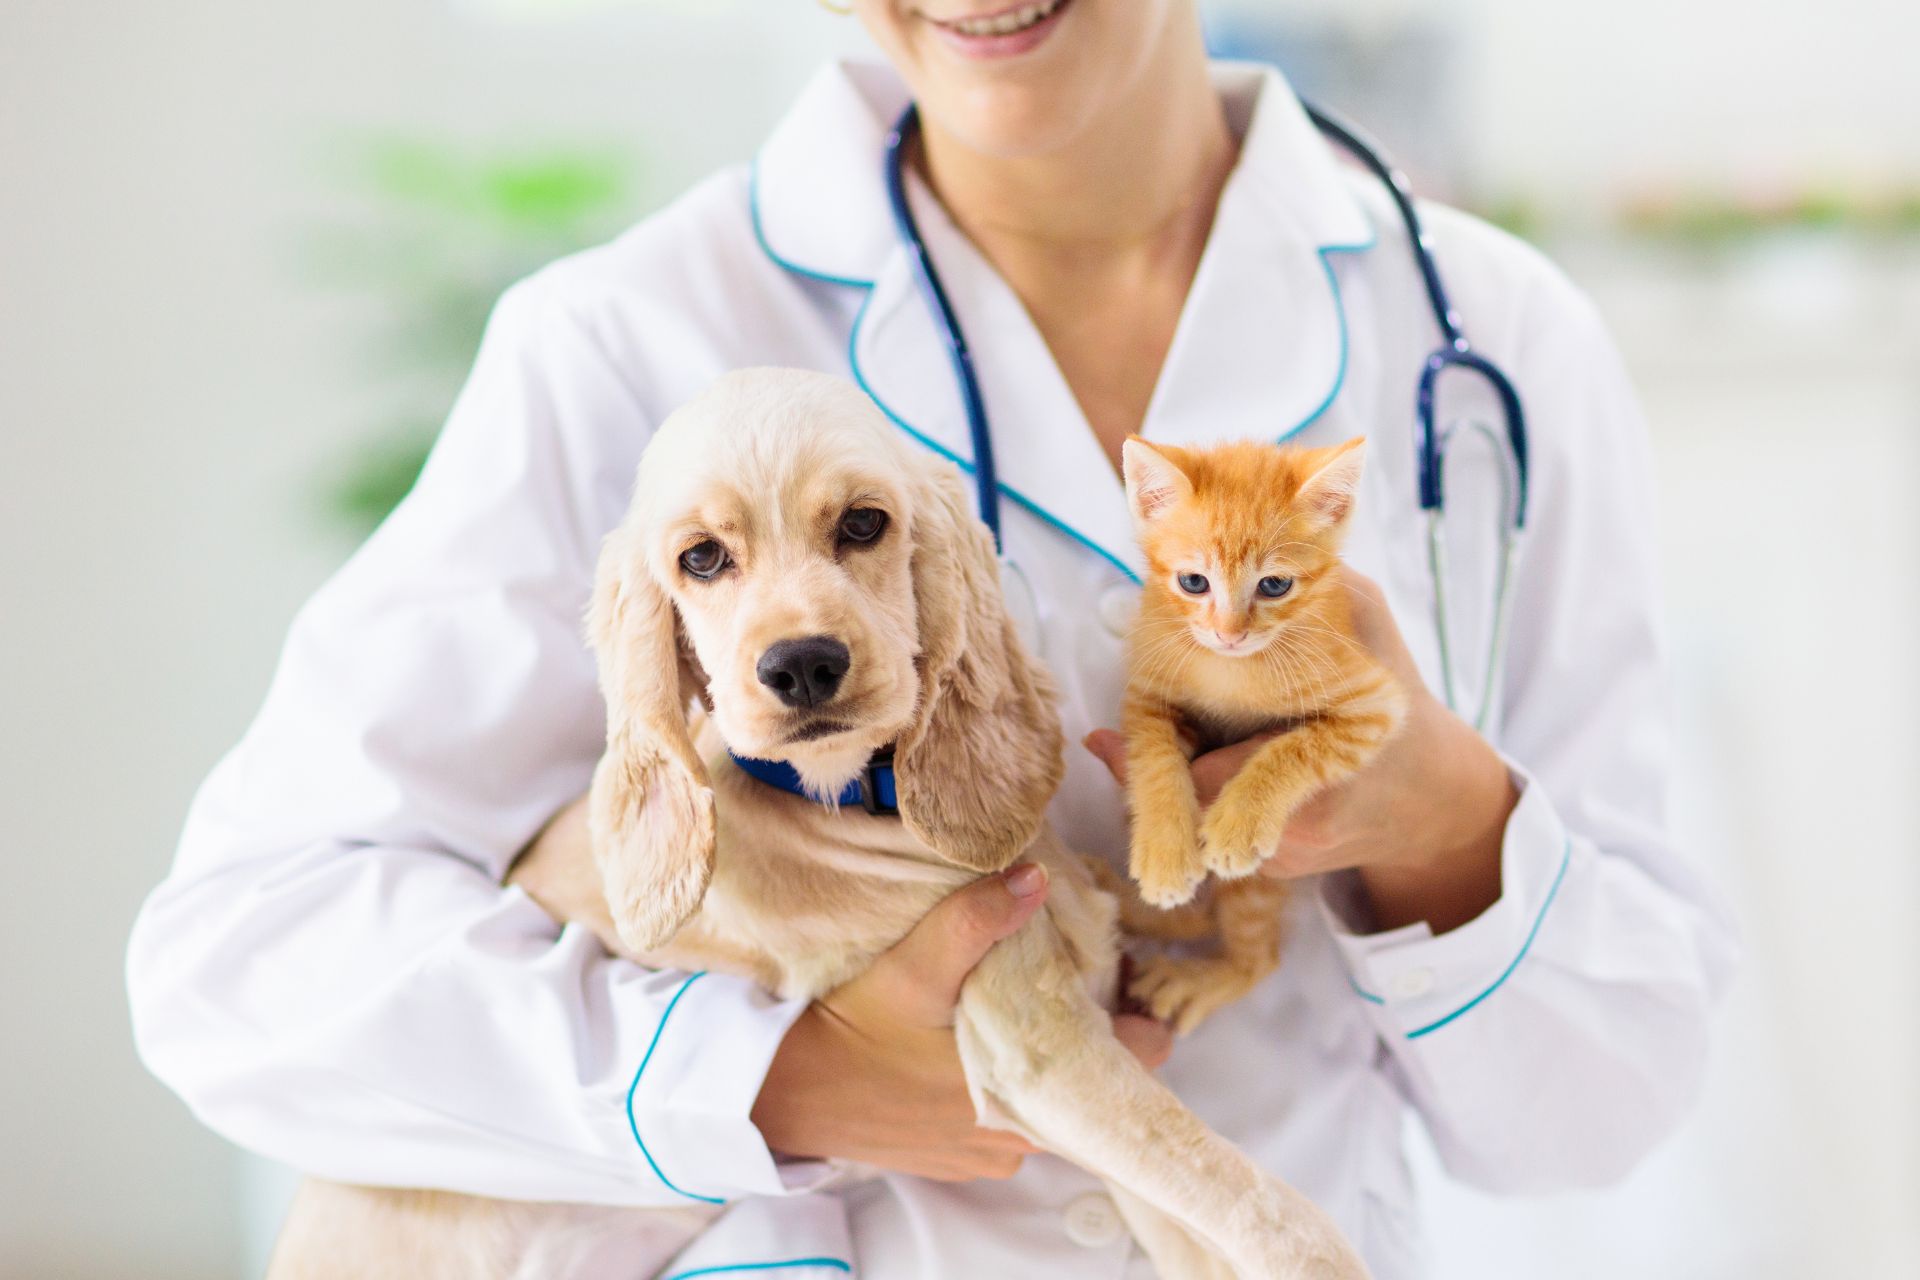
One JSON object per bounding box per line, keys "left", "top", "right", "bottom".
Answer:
{"left": 1214, "top": 627, "right": 1247, "bottom": 647}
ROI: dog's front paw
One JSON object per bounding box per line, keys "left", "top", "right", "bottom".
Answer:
{"left": 1129, "top": 815, "right": 1205, "bottom": 908}
{"left": 1129, "top": 953, "right": 1262, "bottom": 1037}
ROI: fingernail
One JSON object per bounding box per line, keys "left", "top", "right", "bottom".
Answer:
{"left": 1003, "top": 863, "right": 1048, "bottom": 898}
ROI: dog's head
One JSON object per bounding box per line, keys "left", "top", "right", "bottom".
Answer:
{"left": 588, "top": 369, "right": 1063, "bottom": 950}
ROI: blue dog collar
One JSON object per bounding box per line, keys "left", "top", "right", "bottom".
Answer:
{"left": 729, "top": 747, "right": 899, "bottom": 816}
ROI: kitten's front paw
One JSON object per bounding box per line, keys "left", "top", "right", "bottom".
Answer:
{"left": 1129, "top": 817, "right": 1205, "bottom": 908}
{"left": 1133, "top": 858, "right": 1205, "bottom": 909}
{"left": 1198, "top": 799, "right": 1281, "bottom": 881}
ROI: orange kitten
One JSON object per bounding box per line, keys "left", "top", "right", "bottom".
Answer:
{"left": 1116, "top": 436, "right": 1407, "bottom": 1034}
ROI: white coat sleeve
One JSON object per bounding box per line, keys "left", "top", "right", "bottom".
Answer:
{"left": 126, "top": 274, "right": 824, "bottom": 1206}
{"left": 1316, "top": 268, "right": 1740, "bottom": 1192}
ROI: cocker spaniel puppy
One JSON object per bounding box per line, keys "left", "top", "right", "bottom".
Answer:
{"left": 269, "top": 369, "right": 1366, "bottom": 1280}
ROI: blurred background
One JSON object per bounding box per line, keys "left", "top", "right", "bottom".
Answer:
{"left": 3, "top": 0, "right": 1915, "bottom": 1276}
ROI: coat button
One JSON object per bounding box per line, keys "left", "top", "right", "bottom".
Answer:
{"left": 1063, "top": 1191, "right": 1125, "bottom": 1247}
{"left": 1389, "top": 966, "right": 1436, "bottom": 1000}
{"left": 1097, "top": 584, "right": 1139, "bottom": 638}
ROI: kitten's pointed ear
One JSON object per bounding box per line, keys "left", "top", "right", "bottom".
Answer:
{"left": 1297, "top": 438, "right": 1368, "bottom": 531}
{"left": 1122, "top": 437, "right": 1193, "bottom": 525}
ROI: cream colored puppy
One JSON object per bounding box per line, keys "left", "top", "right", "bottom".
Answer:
{"left": 269, "top": 369, "right": 1367, "bottom": 1280}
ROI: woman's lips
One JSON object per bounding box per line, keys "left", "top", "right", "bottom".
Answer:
{"left": 926, "top": 0, "right": 1072, "bottom": 61}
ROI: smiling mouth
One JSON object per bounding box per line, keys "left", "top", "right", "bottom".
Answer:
{"left": 933, "top": 0, "right": 1064, "bottom": 36}
{"left": 926, "top": 0, "right": 1071, "bottom": 55}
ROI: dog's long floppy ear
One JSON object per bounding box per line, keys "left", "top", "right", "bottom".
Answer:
{"left": 893, "top": 460, "right": 1064, "bottom": 873}
{"left": 585, "top": 525, "right": 715, "bottom": 953}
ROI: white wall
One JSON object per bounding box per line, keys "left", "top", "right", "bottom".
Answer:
{"left": 1464, "top": 0, "right": 1920, "bottom": 199}
{"left": 3, "top": 2, "right": 1915, "bottom": 1276}
{"left": 1218, "top": 0, "right": 1920, "bottom": 202}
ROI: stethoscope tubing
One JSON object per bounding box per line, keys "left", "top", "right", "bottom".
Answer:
{"left": 883, "top": 105, "right": 1003, "bottom": 552}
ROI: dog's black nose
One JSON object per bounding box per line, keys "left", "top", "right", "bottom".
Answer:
{"left": 757, "top": 636, "right": 851, "bottom": 709}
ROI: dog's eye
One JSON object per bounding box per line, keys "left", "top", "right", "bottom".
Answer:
{"left": 679, "top": 540, "right": 729, "bottom": 580}
{"left": 838, "top": 507, "right": 888, "bottom": 546}
{"left": 1257, "top": 576, "right": 1294, "bottom": 599}
{"left": 1177, "top": 572, "right": 1209, "bottom": 595}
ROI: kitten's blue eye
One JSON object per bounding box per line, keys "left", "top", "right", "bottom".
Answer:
{"left": 1258, "top": 576, "right": 1294, "bottom": 599}
{"left": 1177, "top": 572, "right": 1209, "bottom": 595}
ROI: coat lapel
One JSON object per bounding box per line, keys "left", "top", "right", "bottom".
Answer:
{"left": 751, "top": 61, "right": 906, "bottom": 287}
{"left": 1141, "top": 65, "right": 1378, "bottom": 451}
{"left": 851, "top": 175, "right": 1144, "bottom": 579}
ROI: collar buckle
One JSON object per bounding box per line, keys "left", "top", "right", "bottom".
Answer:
{"left": 858, "top": 746, "right": 898, "bottom": 816}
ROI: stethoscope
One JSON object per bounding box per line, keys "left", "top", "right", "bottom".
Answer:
{"left": 881, "top": 101, "right": 1531, "bottom": 732}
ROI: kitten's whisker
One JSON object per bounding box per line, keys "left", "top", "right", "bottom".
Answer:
{"left": 1267, "top": 633, "right": 1347, "bottom": 708}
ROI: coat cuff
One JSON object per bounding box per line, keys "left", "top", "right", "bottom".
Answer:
{"left": 616, "top": 970, "right": 834, "bottom": 1201}
{"left": 1316, "top": 759, "right": 1574, "bottom": 1040}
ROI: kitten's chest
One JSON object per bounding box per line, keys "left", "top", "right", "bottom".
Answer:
{"left": 1165, "top": 650, "right": 1355, "bottom": 747}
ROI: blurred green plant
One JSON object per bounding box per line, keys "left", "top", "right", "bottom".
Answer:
{"left": 306, "top": 137, "right": 645, "bottom": 535}
{"left": 1467, "top": 194, "right": 1546, "bottom": 244}
{"left": 1463, "top": 183, "right": 1920, "bottom": 248}
{"left": 1618, "top": 184, "right": 1920, "bottom": 246}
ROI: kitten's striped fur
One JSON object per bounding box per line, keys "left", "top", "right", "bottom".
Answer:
{"left": 1116, "top": 436, "right": 1407, "bottom": 1034}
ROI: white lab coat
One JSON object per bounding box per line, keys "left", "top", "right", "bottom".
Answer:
{"left": 128, "top": 60, "right": 1737, "bottom": 1280}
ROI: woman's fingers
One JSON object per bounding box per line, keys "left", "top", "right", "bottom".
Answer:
{"left": 754, "top": 842, "right": 1174, "bottom": 1182}
{"left": 1112, "top": 1012, "right": 1174, "bottom": 1069}
{"left": 913, "top": 1136, "right": 1035, "bottom": 1182}
{"left": 857, "top": 863, "right": 1051, "bottom": 1027}
{"left": 1082, "top": 728, "right": 1128, "bottom": 784}
{"left": 1188, "top": 734, "right": 1269, "bottom": 806}
{"left": 1084, "top": 727, "right": 1281, "bottom": 809}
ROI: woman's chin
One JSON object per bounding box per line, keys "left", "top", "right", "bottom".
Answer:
{"left": 926, "top": 80, "right": 1102, "bottom": 158}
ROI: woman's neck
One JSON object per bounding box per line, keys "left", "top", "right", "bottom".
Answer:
{"left": 907, "top": 20, "right": 1238, "bottom": 459}
{"left": 914, "top": 30, "right": 1235, "bottom": 261}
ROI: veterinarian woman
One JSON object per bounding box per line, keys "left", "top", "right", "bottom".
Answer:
{"left": 130, "top": 3, "right": 1736, "bottom": 1276}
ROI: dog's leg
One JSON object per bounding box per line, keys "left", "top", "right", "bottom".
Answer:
{"left": 955, "top": 923, "right": 1368, "bottom": 1280}
{"left": 1107, "top": 1183, "right": 1241, "bottom": 1280}
{"left": 1128, "top": 877, "right": 1290, "bottom": 1037}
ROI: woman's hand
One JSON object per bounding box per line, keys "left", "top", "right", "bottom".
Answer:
{"left": 752, "top": 864, "right": 1173, "bottom": 1180}
{"left": 1085, "top": 573, "right": 1517, "bottom": 935}
{"left": 513, "top": 805, "right": 1173, "bottom": 1180}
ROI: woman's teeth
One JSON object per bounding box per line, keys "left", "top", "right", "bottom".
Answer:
{"left": 945, "top": 0, "right": 1062, "bottom": 38}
